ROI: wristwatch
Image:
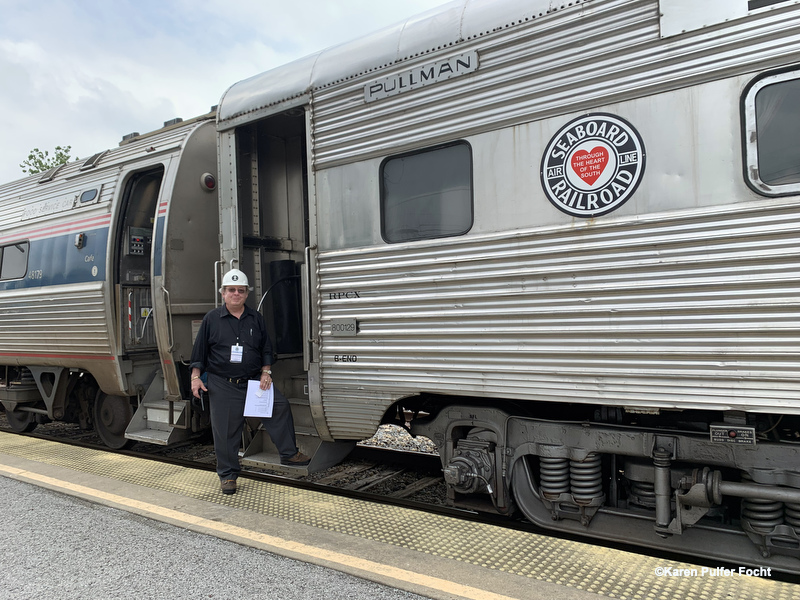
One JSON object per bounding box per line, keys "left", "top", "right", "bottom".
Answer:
{"left": 262, "top": 369, "right": 272, "bottom": 375}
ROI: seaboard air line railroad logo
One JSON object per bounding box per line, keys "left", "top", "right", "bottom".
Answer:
{"left": 541, "top": 113, "right": 646, "bottom": 218}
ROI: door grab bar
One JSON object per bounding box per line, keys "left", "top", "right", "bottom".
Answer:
{"left": 161, "top": 285, "right": 175, "bottom": 352}
{"left": 304, "top": 245, "right": 317, "bottom": 345}
{"left": 303, "top": 245, "right": 317, "bottom": 372}
{"left": 214, "top": 260, "right": 224, "bottom": 307}
{"left": 128, "top": 291, "right": 134, "bottom": 344}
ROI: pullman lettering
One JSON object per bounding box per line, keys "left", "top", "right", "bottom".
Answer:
{"left": 364, "top": 51, "right": 479, "bottom": 103}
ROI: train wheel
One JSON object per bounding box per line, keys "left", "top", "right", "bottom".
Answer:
{"left": 5, "top": 407, "right": 37, "bottom": 433}
{"left": 93, "top": 393, "right": 133, "bottom": 449}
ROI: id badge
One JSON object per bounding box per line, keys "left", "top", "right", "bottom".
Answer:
{"left": 230, "top": 344, "right": 243, "bottom": 363}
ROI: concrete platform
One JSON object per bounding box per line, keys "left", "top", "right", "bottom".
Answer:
{"left": 0, "top": 431, "right": 796, "bottom": 600}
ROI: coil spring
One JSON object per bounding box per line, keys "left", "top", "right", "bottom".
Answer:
{"left": 785, "top": 503, "right": 800, "bottom": 528}
{"left": 20, "top": 368, "right": 36, "bottom": 384}
{"left": 539, "top": 457, "right": 570, "bottom": 497}
{"left": 628, "top": 481, "right": 657, "bottom": 508}
{"left": 570, "top": 453, "right": 603, "bottom": 504}
{"left": 741, "top": 498, "right": 784, "bottom": 532}
{"left": 8, "top": 367, "right": 36, "bottom": 386}
{"left": 740, "top": 473, "right": 784, "bottom": 532}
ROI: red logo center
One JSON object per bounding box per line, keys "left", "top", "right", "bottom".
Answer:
{"left": 570, "top": 146, "right": 609, "bottom": 186}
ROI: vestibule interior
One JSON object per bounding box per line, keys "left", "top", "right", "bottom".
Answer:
{"left": 234, "top": 109, "right": 308, "bottom": 360}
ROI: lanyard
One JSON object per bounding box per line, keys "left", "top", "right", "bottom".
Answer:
{"left": 227, "top": 316, "right": 242, "bottom": 343}
{"left": 227, "top": 314, "right": 245, "bottom": 364}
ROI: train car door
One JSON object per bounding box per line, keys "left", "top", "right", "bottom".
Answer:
{"left": 116, "top": 167, "right": 163, "bottom": 356}
{"left": 123, "top": 118, "right": 219, "bottom": 445}
{"left": 219, "top": 107, "right": 333, "bottom": 454}
{"left": 234, "top": 109, "right": 308, "bottom": 370}
{"left": 150, "top": 121, "right": 219, "bottom": 403}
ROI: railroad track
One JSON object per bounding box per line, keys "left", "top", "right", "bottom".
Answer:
{"left": 0, "top": 414, "right": 454, "bottom": 513}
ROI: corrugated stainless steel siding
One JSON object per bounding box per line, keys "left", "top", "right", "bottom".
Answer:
{"left": 216, "top": 0, "right": 576, "bottom": 126}
{"left": 0, "top": 283, "right": 111, "bottom": 356}
{"left": 317, "top": 199, "right": 800, "bottom": 438}
{"left": 0, "top": 167, "right": 114, "bottom": 233}
{"left": 309, "top": 0, "right": 800, "bottom": 169}
{"left": 320, "top": 390, "right": 400, "bottom": 437}
{"left": 0, "top": 122, "right": 197, "bottom": 230}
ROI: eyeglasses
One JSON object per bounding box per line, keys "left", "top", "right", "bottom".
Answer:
{"left": 226, "top": 287, "right": 248, "bottom": 294}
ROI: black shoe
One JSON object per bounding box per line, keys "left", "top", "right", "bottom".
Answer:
{"left": 281, "top": 451, "right": 310, "bottom": 466}
{"left": 221, "top": 479, "right": 237, "bottom": 494}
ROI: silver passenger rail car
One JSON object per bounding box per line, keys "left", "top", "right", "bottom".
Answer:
{"left": 0, "top": 113, "right": 219, "bottom": 448}
{"left": 215, "top": 0, "right": 800, "bottom": 570}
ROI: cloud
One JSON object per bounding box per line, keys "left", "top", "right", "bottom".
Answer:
{"left": 0, "top": 0, "right": 450, "bottom": 183}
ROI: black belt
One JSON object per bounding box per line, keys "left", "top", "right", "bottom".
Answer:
{"left": 222, "top": 375, "right": 257, "bottom": 386}
{"left": 208, "top": 372, "right": 260, "bottom": 386}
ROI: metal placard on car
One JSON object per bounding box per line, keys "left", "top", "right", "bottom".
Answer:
{"left": 709, "top": 425, "right": 757, "bottom": 445}
{"left": 330, "top": 318, "right": 358, "bottom": 337}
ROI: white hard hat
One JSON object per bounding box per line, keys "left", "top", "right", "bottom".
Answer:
{"left": 221, "top": 269, "right": 250, "bottom": 289}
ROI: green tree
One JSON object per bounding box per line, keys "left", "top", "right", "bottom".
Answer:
{"left": 20, "top": 146, "right": 76, "bottom": 175}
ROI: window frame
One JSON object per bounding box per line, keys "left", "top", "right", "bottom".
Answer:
{"left": 748, "top": 0, "right": 792, "bottom": 9}
{"left": 379, "top": 140, "right": 474, "bottom": 244}
{"left": 742, "top": 67, "right": 800, "bottom": 197}
{"left": 0, "top": 240, "right": 30, "bottom": 281}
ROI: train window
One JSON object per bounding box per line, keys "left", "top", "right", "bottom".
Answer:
{"left": 380, "top": 141, "right": 473, "bottom": 243}
{"left": 749, "top": 0, "right": 792, "bottom": 8}
{"left": 80, "top": 189, "right": 98, "bottom": 203}
{"left": 0, "top": 242, "right": 29, "bottom": 280}
{"left": 743, "top": 70, "right": 800, "bottom": 195}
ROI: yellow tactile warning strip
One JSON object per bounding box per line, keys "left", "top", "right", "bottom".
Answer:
{"left": 0, "top": 433, "right": 797, "bottom": 600}
{"left": 0, "top": 465, "right": 520, "bottom": 600}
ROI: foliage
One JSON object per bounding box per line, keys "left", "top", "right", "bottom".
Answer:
{"left": 20, "top": 146, "right": 76, "bottom": 175}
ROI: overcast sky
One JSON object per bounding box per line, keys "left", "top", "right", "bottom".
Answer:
{"left": 0, "top": 0, "right": 449, "bottom": 184}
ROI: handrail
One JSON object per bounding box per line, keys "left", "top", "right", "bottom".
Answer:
{"left": 304, "top": 245, "right": 316, "bottom": 345}
{"left": 256, "top": 275, "right": 300, "bottom": 313}
{"left": 161, "top": 285, "right": 175, "bottom": 352}
{"left": 214, "top": 260, "right": 224, "bottom": 307}
{"left": 127, "top": 290, "right": 134, "bottom": 344}
{"left": 303, "top": 245, "right": 317, "bottom": 371}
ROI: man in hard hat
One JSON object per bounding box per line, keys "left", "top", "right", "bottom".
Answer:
{"left": 189, "top": 268, "right": 310, "bottom": 495}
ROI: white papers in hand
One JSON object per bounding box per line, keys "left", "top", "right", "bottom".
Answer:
{"left": 244, "top": 380, "right": 274, "bottom": 418}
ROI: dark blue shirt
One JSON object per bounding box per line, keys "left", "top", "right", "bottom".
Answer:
{"left": 190, "top": 304, "right": 272, "bottom": 379}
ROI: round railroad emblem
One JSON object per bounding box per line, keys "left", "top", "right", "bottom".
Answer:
{"left": 540, "top": 113, "right": 646, "bottom": 218}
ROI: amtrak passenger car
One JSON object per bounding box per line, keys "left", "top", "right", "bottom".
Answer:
{"left": 216, "top": 0, "right": 800, "bottom": 571}
{"left": 0, "top": 114, "right": 219, "bottom": 448}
